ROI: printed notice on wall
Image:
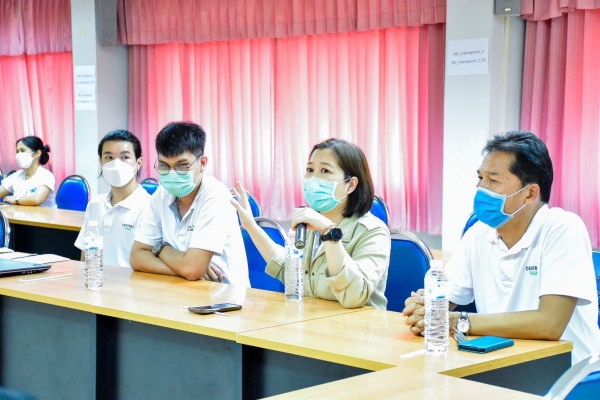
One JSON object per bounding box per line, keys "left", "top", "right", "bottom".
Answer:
{"left": 74, "top": 65, "right": 96, "bottom": 111}
{"left": 446, "top": 38, "right": 489, "bottom": 76}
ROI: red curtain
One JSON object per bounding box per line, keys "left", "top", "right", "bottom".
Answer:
{"left": 0, "top": 0, "right": 71, "bottom": 56}
{"left": 129, "top": 25, "right": 445, "bottom": 233}
{"left": 0, "top": 52, "right": 75, "bottom": 184}
{"left": 521, "top": 0, "right": 600, "bottom": 20}
{"left": 521, "top": 9, "right": 600, "bottom": 245}
{"left": 118, "top": 0, "right": 445, "bottom": 45}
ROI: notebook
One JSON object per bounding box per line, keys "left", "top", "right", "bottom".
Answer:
{"left": 0, "top": 258, "right": 51, "bottom": 277}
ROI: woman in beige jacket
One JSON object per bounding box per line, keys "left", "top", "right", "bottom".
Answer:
{"left": 231, "top": 138, "right": 390, "bottom": 309}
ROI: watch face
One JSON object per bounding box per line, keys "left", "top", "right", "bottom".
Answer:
{"left": 457, "top": 319, "right": 469, "bottom": 333}
{"left": 330, "top": 228, "right": 343, "bottom": 241}
{"left": 152, "top": 242, "right": 162, "bottom": 254}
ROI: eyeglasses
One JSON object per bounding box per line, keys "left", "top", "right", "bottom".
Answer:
{"left": 154, "top": 156, "right": 200, "bottom": 176}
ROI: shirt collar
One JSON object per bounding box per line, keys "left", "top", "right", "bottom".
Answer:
{"left": 486, "top": 204, "right": 550, "bottom": 253}
{"left": 105, "top": 186, "right": 146, "bottom": 210}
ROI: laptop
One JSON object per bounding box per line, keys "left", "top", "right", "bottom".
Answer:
{"left": 0, "top": 258, "right": 51, "bottom": 277}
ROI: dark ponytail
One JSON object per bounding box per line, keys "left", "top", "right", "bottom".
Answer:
{"left": 16, "top": 136, "right": 51, "bottom": 166}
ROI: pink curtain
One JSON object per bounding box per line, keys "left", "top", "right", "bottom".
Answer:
{"left": 0, "top": 52, "right": 75, "bottom": 185}
{"left": 0, "top": 0, "right": 72, "bottom": 56}
{"left": 129, "top": 25, "right": 444, "bottom": 233}
{"left": 521, "top": 9, "right": 600, "bottom": 246}
{"left": 118, "top": 0, "right": 445, "bottom": 45}
{"left": 521, "top": 0, "right": 600, "bottom": 20}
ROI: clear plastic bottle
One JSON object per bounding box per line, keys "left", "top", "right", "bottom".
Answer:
{"left": 284, "top": 231, "right": 304, "bottom": 301}
{"left": 424, "top": 259, "right": 449, "bottom": 355}
{"left": 84, "top": 221, "right": 103, "bottom": 289}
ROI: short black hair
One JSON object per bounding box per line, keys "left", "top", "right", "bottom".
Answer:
{"left": 98, "top": 130, "right": 142, "bottom": 159}
{"left": 156, "top": 122, "right": 206, "bottom": 158}
{"left": 309, "top": 138, "right": 375, "bottom": 218}
{"left": 482, "top": 130, "right": 553, "bottom": 203}
{"left": 16, "top": 136, "right": 50, "bottom": 165}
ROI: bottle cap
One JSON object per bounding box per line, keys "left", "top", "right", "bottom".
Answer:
{"left": 89, "top": 221, "right": 99, "bottom": 227}
{"left": 430, "top": 259, "right": 443, "bottom": 269}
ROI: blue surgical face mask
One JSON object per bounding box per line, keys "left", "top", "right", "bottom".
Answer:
{"left": 159, "top": 165, "right": 202, "bottom": 198}
{"left": 473, "top": 185, "right": 530, "bottom": 229}
{"left": 303, "top": 176, "right": 350, "bottom": 213}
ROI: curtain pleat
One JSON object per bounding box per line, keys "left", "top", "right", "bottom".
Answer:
{"left": 117, "top": 0, "right": 446, "bottom": 45}
{"left": 0, "top": 0, "right": 71, "bottom": 56}
{"left": 521, "top": 9, "right": 600, "bottom": 245}
{"left": 521, "top": 0, "right": 600, "bottom": 20}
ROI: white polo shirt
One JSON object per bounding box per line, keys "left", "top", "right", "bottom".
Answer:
{"left": 1, "top": 167, "right": 56, "bottom": 208}
{"left": 134, "top": 176, "right": 249, "bottom": 287}
{"left": 446, "top": 205, "right": 600, "bottom": 364}
{"left": 75, "top": 186, "right": 151, "bottom": 268}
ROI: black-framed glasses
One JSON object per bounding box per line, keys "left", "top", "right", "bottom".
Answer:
{"left": 154, "top": 156, "right": 200, "bottom": 176}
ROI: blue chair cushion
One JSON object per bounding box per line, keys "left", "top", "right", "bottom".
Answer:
{"left": 385, "top": 238, "right": 430, "bottom": 313}
{"left": 141, "top": 182, "right": 159, "bottom": 195}
{"left": 592, "top": 252, "right": 600, "bottom": 327}
{"left": 462, "top": 213, "right": 479, "bottom": 236}
{"left": 56, "top": 176, "right": 89, "bottom": 211}
{"left": 371, "top": 198, "right": 388, "bottom": 226}
{"left": 566, "top": 371, "right": 600, "bottom": 399}
{"left": 243, "top": 227, "right": 285, "bottom": 292}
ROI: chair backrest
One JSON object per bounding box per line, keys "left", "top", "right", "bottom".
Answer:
{"left": 56, "top": 175, "right": 91, "bottom": 211}
{"left": 385, "top": 229, "right": 433, "bottom": 312}
{"left": 544, "top": 353, "right": 600, "bottom": 399}
{"left": 242, "top": 216, "right": 285, "bottom": 292}
{"left": 592, "top": 251, "right": 600, "bottom": 327}
{"left": 141, "top": 177, "right": 159, "bottom": 195}
{"left": 232, "top": 189, "right": 263, "bottom": 225}
{"left": 371, "top": 194, "right": 390, "bottom": 227}
{"left": 6, "top": 170, "right": 16, "bottom": 177}
{"left": 461, "top": 212, "right": 479, "bottom": 237}
{"left": 0, "top": 207, "right": 10, "bottom": 248}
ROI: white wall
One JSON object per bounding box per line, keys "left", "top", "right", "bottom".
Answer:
{"left": 441, "top": 0, "right": 525, "bottom": 250}
{"left": 71, "top": 0, "right": 128, "bottom": 197}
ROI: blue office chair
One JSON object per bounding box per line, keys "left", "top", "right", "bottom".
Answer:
{"left": 0, "top": 207, "right": 10, "bottom": 248}
{"left": 461, "top": 212, "right": 479, "bottom": 237}
{"left": 56, "top": 175, "right": 91, "bottom": 211}
{"left": 141, "top": 177, "right": 159, "bottom": 195}
{"left": 371, "top": 194, "right": 390, "bottom": 227}
{"left": 242, "top": 216, "right": 285, "bottom": 292}
{"left": 6, "top": 170, "right": 16, "bottom": 177}
{"left": 385, "top": 229, "right": 433, "bottom": 313}
{"left": 544, "top": 353, "right": 600, "bottom": 399}
{"left": 232, "top": 189, "right": 262, "bottom": 225}
{"left": 592, "top": 251, "right": 600, "bottom": 327}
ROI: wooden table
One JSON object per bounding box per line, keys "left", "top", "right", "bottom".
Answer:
{"left": 0, "top": 263, "right": 369, "bottom": 399}
{"left": 0, "top": 262, "right": 571, "bottom": 399}
{"left": 240, "top": 309, "right": 571, "bottom": 397}
{"left": 1, "top": 205, "right": 84, "bottom": 259}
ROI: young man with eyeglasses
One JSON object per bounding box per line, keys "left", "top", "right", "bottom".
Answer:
{"left": 130, "top": 121, "right": 249, "bottom": 286}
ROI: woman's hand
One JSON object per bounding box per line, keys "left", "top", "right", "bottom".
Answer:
{"left": 291, "top": 207, "right": 333, "bottom": 233}
{"left": 3, "top": 196, "right": 18, "bottom": 205}
{"left": 230, "top": 181, "right": 257, "bottom": 230}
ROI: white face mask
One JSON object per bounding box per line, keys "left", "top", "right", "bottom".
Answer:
{"left": 102, "top": 159, "right": 137, "bottom": 188}
{"left": 16, "top": 152, "right": 35, "bottom": 169}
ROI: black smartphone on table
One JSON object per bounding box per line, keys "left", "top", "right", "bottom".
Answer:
{"left": 188, "top": 303, "right": 242, "bottom": 315}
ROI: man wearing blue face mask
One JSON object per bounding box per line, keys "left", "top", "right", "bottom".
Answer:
{"left": 130, "top": 121, "right": 249, "bottom": 286}
{"left": 403, "top": 130, "right": 600, "bottom": 364}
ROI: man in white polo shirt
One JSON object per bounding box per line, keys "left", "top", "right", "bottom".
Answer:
{"left": 130, "top": 122, "right": 249, "bottom": 286}
{"left": 404, "top": 130, "right": 600, "bottom": 364}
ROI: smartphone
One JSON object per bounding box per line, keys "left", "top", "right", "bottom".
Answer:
{"left": 188, "top": 303, "right": 242, "bottom": 315}
{"left": 458, "top": 336, "right": 514, "bottom": 353}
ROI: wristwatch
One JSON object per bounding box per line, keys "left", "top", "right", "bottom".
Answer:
{"left": 321, "top": 227, "right": 343, "bottom": 242}
{"left": 457, "top": 311, "right": 470, "bottom": 336}
{"left": 152, "top": 242, "right": 170, "bottom": 257}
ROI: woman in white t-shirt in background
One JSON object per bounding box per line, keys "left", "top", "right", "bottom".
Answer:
{"left": 0, "top": 136, "right": 56, "bottom": 208}
{"left": 75, "top": 130, "right": 151, "bottom": 268}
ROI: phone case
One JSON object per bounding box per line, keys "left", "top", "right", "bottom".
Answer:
{"left": 188, "top": 303, "right": 242, "bottom": 315}
{"left": 458, "top": 336, "right": 514, "bottom": 353}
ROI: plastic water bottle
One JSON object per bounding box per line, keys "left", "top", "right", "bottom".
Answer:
{"left": 424, "top": 259, "right": 449, "bottom": 355}
{"left": 284, "top": 231, "right": 303, "bottom": 301}
{"left": 84, "top": 221, "right": 103, "bottom": 289}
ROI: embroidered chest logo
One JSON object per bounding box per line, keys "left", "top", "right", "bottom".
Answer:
{"left": 525, "top": 266, "right": 538, "bottom": 276}
{"left": 188, "top": 224, "right": 194, "bottom": 232}
{"left": 122, "top": 223, "right": 134, "bottom": 231}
